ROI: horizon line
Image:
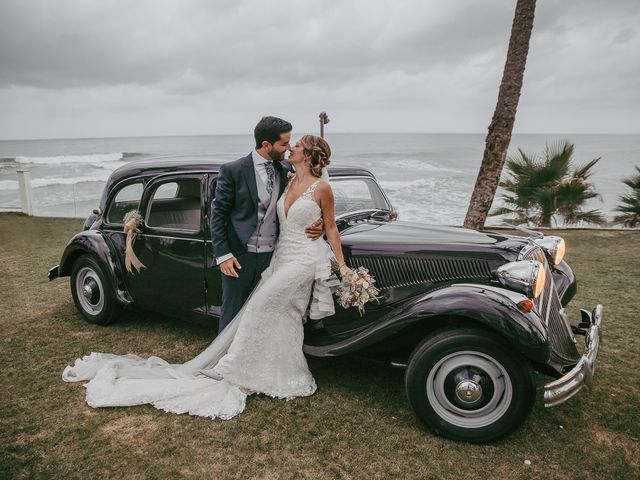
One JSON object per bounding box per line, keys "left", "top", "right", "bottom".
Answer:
{"left": 1, "top": 131, "right": 639, "bottom": 142}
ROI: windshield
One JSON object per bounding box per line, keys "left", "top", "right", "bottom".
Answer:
{"left": 330, "top": 177, "right": 391, "bottom": 217}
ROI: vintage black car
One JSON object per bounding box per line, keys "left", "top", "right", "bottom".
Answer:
{"left": 48, "top": 155, "right": 602, "bottom": 442}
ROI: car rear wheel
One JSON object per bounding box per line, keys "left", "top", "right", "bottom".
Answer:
{"left": 405, "top": 327, "right": 535, "bottom": 443}
{"left": 70, "top": 255, "right": 121, "bottom": 325}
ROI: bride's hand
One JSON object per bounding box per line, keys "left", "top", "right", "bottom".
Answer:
{"left": 339, "top": 264, "right": 352, "bottom": 278}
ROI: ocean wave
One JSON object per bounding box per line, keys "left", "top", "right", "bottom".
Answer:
{"left": 0, "top": 180, "right": 18, "bottom": 190}
{"left": 33, "top": 172, "right": 111, "bottom": 188}
{"left": 347, "top": 154, "right": 461, "bottom": 173}
{"left": 0, "top": 172, "right": 111, "bottom": 190}
{"left": 14, "top": 152, "right": 127, "bottom": 165}
{"left": 0, "top": 157, "right": 17, "bottom": 168}
{"left": 380, "top": 177, "right": 468, "bottom": 192}
{"left": 391, "top": 158, "right": 461, "bottom": 173}
{"left": 95, "top": 160, "right": 129, "bottom": 170}
{"left": 391, "top": 198, "right": 467, "bottom": 225}
{"left": 380, "top": 178, "right": 437, "bottom": 189}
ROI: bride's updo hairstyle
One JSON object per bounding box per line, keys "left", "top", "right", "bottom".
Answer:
{"left": 299, "top": 135, "right": 331, "bottom": 177}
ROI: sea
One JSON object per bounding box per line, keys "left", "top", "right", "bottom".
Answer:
{"left": 0, "top": 133, "right": 638, "bottom": 226}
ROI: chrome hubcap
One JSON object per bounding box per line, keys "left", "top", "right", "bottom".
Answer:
{"left": 455, "top": 380, "right": 482, "bottom": 405}
{"left": 75, "top": 267, "right": 104, "bottom": 315}
{"left": 426, "top": 351, "right": 512, "bottom": 429}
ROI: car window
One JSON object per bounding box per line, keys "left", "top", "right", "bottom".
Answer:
{"left": 106, "top": 182, "right": 143, "bottom": 224}
{"left": 153, "top": 182, "right": 179, "bottom": 199}
{"left": 331, "top": 178, "right": 390, "bottom": 216}
{"left": 146, "top": 179, "right": 201, "bottom": 231}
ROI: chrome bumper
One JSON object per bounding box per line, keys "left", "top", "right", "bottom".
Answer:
{"left": 544, "top": 304, "right": 602, "bottom": 407}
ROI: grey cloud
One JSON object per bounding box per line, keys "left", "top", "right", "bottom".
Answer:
{"left": 0, "top": 0, "right": 638, "bottom": 138}
{"left": 612, "top": 27, "right": 637, "bottom": 44}
{"left": 0, "top": 0, "right": 589, "bottom": 91}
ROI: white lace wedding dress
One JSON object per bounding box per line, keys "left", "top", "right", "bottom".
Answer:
{"left": 62, "top": 176, "right": 339, "bottom": 420}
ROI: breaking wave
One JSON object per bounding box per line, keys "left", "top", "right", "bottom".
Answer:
{"left": 14, "top": 152, "right": 123, "bottom": 164}
{"left": 0, "top": 172, "right": 111, "bottom": 190}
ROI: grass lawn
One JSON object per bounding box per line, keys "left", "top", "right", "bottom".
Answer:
{"left": 1, "top": 213, "right": 638, "bottom": 479}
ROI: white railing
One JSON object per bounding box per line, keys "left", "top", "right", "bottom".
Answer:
{"left": 17, "top": 169, "right": 33, "bottom": 215}
{"left": 1, "top": 169, "right": 33, "bottom": 215}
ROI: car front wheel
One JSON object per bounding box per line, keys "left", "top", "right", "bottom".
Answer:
{"left": 70, "top": 255, "right": 121, "bottom": 325}
{"left": 405, "top": 327, "right": 535, "bottom": 443}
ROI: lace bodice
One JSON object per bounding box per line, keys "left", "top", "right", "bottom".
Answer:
{"left": 279, "top": 175, "right": 322, "bottom": 230}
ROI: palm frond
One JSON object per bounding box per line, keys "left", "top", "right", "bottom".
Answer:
{"left": 566, "top": 209, "right": 607, "bottom": 226}
{"left": 498, "top": 140, "right": 605, "bottom": 227}
{"left": 612, "top": 212, "right": 640, "bottom": 227}
{"left": 489, "top": 206, "right": 518, "bottom": 217}
{"left": 544, "top": 140, "right": 573, "bottom": 179}
{"left": 621, "top": 166, "right": 640, "bottom": 191}
{"left": 572, "top": 157, "right": 601, "bottom": 181}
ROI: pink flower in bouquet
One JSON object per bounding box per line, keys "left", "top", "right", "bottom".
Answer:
{"left": 335, "top": 266, "right": 381, "bottom": 315}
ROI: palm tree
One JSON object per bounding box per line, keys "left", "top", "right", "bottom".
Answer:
{"left": 613, "top": 166, "right": 640, "bottom": 227}
{"left": 464, "top": 0, "right": 537, "bottom": 230}
{"left": 490, "top": 141, "right": 605, "bottom": 227}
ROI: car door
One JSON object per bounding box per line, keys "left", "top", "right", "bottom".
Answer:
{"left": 203, "top": 174, "right": 223, "bottom": 318}
{"left": 123, "top": 173, "right": 208, "bottom": 318}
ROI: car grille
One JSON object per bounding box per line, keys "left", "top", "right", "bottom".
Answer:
{"left": 520, "top": 245, "right": 580, "bottom": 365}
{"left": 347, "top": 255, "right": 492, "bottom": 290}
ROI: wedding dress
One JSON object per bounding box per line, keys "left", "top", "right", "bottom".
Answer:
{"left": 62, "top": 175, "right": 340, "bottom": 420}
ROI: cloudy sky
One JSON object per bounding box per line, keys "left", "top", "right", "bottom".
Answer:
{"left": 0, "top": 0, "right": 638, "bottom": 140}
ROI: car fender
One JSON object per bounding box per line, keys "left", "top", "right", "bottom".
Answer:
{"left": 57, "top": 230, "right": 132, "bottom": 306}
{"left": 304, "top": 284, "right": 550, "bottom": 364}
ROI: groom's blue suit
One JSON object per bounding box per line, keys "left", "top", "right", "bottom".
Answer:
{"left": 211, "top": 153, "right": 292, "bottom": 331}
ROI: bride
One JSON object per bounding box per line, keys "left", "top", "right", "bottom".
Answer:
{"left": 62, "top": 135, "right": 352, "bottom": 420}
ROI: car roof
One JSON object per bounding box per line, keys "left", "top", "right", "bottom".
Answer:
{"left": 108, "top": 154, "right": 376, "bottom": 186}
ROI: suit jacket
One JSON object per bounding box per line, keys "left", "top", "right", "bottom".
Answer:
{"left": 210, "top": 153, "right": 291, "bottom": 263}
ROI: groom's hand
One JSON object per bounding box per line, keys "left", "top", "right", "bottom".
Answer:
{"left": 220, "top": 257, "right": 242, "bottom": 277}
{"left": 305, "top": 218, "right": 324, "bottom": 240}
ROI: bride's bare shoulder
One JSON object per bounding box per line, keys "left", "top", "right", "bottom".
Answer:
{"left": 315, "top": 180, "right": 333, "bottom": 198}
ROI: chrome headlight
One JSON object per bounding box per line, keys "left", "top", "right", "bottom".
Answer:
{"left": 496, "top": 260, "right": 546, "bottom": 298}
{"left": 534, "top": 236, "right": 566, "bottom": 265}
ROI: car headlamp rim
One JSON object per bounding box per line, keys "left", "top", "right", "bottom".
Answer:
{"left": 534, "top": 236, "right": 566, "bottom": 265}
{"left": 553, "top": 238, "right": 566, "bottom": 264}
{"left": 496, "top": 260, "right": 545, "bottom": 299}
{"left": 533, "top": 263, "right": 546, "bottom": 298}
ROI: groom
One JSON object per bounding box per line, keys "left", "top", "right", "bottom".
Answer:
{"left": 211, "top": 116, "right": 324, "bottom": 332}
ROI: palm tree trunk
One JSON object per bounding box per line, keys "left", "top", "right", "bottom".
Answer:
{"left": 463, "top": 0, "right": 536, "bottom": 230}
{"left": 540, "top": 212, "right": 552, "bottom": 227}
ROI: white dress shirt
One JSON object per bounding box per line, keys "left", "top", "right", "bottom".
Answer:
{"left": 251, "top": 149, "right": 273, "bottom": 186}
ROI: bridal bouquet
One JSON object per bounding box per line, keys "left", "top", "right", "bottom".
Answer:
{"left": 123, "top": 209, "right": 146, "bottom": 273}
{"left": 334, "top": 265, "right": 381, "bottom": 315}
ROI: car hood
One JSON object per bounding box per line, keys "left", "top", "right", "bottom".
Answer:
{"left": 340, "top": 220, "right": 525, "bottom": 259}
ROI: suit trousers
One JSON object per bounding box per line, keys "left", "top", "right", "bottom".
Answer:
{"left": 218, "top": 251, "right": 273, "bottom": 332}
